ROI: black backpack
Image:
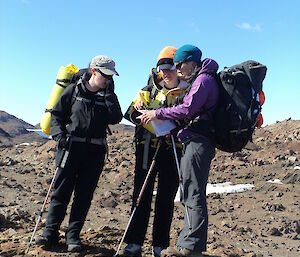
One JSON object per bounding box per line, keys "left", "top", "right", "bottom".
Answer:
{"left": 212, "top": 60, "right": 267, "bottom": 152}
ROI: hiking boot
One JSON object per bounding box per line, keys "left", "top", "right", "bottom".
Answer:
{"left": 161, "top": 246, "right": 204, "bottom": 257}
{"left": 35, "top": 235, "right": 59, "bottom": 248}
{"left": 118, "top": 243, "right": 142, "bottom": 257}
{"left": 67, "top": 243, "right": 83, "bottom": 252}
{"left": 152, "top": 246, "right": 163, "bottom": 257}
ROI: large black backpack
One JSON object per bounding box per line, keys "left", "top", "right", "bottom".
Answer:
{"left": 212, "top": 60, "right": 267, "bottom": 152}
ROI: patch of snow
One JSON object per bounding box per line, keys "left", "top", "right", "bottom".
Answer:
{"left": 267, "top": 179, "right": 283, "bottom": 184}
{"left": 172, "top": 182, "right": 254, "bottom": 202}
{"left": 15, "top": 143, "right": 30, "bottom": 147}
{"left": 206, "top": 182, "right": 254, "bottom": 195}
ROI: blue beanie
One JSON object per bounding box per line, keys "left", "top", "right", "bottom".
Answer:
{"left": 173, "top": 44, "right": 202, "bottom": 64}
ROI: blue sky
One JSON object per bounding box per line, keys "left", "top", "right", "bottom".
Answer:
{"left": 0, "top": 0, "right": 299, "bottom": 126}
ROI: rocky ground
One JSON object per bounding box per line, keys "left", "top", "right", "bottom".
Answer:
{"left": 0, "top": 119, "right": 299, "bottom": 257}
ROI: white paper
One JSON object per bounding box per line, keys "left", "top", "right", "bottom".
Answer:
{"left": 151, "top": 119, "right": 176, "bottom": 137}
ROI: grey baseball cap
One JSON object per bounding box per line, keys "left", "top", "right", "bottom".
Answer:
{"left": 90, "top": 55, "right": 119, "bottom": 76}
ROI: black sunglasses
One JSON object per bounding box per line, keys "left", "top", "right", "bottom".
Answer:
{"left": 175, "top": 62, "right": 183, "bottom": 70}
{"left": 96, "top": 69, "right": 113, "bottom": 79}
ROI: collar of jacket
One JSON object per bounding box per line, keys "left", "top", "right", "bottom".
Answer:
{"left": 186, "top": 64, "right": 202, "bottom": 84}
{"left": 76, "top": 74, "right": 105, "bottom": 96}
{"left": 78, "top": 71, "right": 91, "bottom": 84}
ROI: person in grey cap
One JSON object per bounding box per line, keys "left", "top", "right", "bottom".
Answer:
{"left": 36, "top": 55, "right": 122, "bottom": 253}
{"left": 141, "top": 45, "right": 219, "bottom": 257}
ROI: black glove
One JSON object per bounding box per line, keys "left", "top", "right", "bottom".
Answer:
{"left": 57, "top": 135, "right": 70, "bottom": 149}
{"left": 105, "top": 78, "right": 115, "bottom": 95}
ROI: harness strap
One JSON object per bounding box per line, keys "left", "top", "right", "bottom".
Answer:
{"left": 56, "top": 79, "right": 71, "bottom": 88}
{"left": 71, "top": 136, "right": 106, "bottom": 146}
{"left": 138, "top": 138, "right": 182, "bottom": 149}
{"left": 149, "top": 85, "right": 159, "bottom": 105}
{"left": 229, "top": 128, "right": 250, "bottom": 133}
{"left": 73, "top": 96, "right": 105, "bottom": 106}
{"left": 71, "top": 85, "right": 105, "bottom": 106}
{"left": 142, "top": 132, "right": 152, "bottom": 170}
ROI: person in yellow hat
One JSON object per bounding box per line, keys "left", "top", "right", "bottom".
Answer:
{"left": 121, "top": 47, "right": 189, "bottom": 257}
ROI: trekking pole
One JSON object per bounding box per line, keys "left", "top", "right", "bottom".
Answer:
{"left": 170, "top": 134, "right": 192, "bottom": 231}
{"left": 114, "top": 141, "right": 161, "bottom": 257}
{"left": 25, "top": 147, "right": 70, "bottom": 254}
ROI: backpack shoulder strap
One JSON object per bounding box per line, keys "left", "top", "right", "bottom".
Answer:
{"left": 148, "top": 69, "right": 161, "bottom": 104}
{"left": 150, "top": 84, "right": 159, "bottom": 102}
{"left": 71, "top": 83, "right": 79, "bottom": 106}
{"left": 70, "top": 68, "right": 89, "bottom": 83}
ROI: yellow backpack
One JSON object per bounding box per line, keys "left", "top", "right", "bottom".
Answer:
{"left": 40, "top": 64, "right": 79, "bottom": 135}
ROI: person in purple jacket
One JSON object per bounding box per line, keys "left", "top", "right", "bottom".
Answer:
{"left": 141, "top": 44, "right": 219, "bottom": 257}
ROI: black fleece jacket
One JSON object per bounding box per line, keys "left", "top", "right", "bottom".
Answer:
{"left": 50, "top": 73, "right": 122, "bottom": 140}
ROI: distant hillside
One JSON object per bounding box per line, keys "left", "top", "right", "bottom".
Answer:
{"left": 34, "top": 123, "right": 135, "bottom": 134}
{"left": 0, "top": 110, "right": 47, "bottom": 145}
{"left": 0, "top": 127, "right": 11, "bottom": 138}
{"left": 0, "top": 127, "right": 13, "bottom": 145}
{"left": 0, "top": 110, "right": 39, "bottom": 137}
{"left": 109, "top": 123, "right": 135, "bottom": 133}
{"left": 0, "top": 110, "right": 134, "bottom": 146}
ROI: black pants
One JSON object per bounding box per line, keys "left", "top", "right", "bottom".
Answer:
{"left": 125, "top": 142, "right": 180, "bottom": 248}
{"left": 177, "top": 136, "right": 215, "bottom": 252}
{"left": 43, "top": 143, "right": 106, "bottom": 244}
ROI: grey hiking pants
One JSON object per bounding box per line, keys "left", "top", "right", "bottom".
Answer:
{"left": 177, "top": 136, "right": 215, "bottom": 252}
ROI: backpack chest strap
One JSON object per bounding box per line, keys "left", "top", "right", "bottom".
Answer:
{"left": 73, "top": 96, "right": 105, "bottom": 106}
{"left": 72, "top": 86, "right": 105, "bottom": 106}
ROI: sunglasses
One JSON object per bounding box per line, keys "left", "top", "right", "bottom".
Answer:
{"left": 175, "top": 62, "right": 183, "bottom": 70}
{"left": 96, "top": 69, "right": 113, "bottom": 79}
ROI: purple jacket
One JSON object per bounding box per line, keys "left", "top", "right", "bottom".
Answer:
{"left": 155, "top": 58, "right": 219, "bottom": 141}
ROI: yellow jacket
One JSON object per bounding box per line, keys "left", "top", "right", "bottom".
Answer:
{"left": 124, "top": 68, "right": 189, "bottom": 135}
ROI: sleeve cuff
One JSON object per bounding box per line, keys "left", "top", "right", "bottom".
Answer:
{"left": 155, "top": 108, "right": 162, "bottom": 119}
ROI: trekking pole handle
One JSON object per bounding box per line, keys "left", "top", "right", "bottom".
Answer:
{"left": 60, "top": 149, "right": 70, "bottom": 169}
{"left": 60, "top": 136, "right": 72, "bottom": 168}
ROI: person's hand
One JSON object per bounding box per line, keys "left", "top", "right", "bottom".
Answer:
{"left": 141, "top": 110, "right": 157, "bottom": 124}
{"left": 58, "top": 135, "right": 70, "bottom": 149}
{"left": 105, "top": 78, "right": 115, "bottom": 94}
{"left": 134, "top": 100, "right": 145, "bottom": 110}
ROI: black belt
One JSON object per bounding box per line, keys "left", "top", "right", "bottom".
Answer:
{"left": 71, "top": 136, "right": 106, "bottom": 146}
{"left": 139, "top": 138, "right": 182, "bottom": 148}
